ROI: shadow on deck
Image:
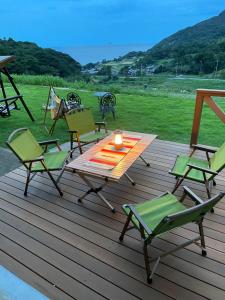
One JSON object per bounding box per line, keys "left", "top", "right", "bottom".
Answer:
{"left": 0, "top": 139, "right": 225, "bottom": 300}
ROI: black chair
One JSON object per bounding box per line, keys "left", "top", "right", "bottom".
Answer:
{"left": 100, "top": 92, "right": 116, "bottom": 120}
{"left": 66, "top": 92, "right": 82, "bottom": 110}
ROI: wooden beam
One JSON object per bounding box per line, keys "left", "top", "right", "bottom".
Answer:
{"left": 190, "top": 92, "right": 204, "bottom": 146}
{"left": 196, "top": 89, "right": 225, "bottom": 97}
{"left": 190, "top": 89, "right": 225, "bottom": 146}
{"left": 204, "top": 96, "right": 225, "bottom": 123}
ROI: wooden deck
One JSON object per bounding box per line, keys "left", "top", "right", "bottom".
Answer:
{"left": 0, "top": 139, "right": 225, "bottom": 300}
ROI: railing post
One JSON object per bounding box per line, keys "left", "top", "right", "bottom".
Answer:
{"left": 190, "top": 91, "right": 204, "bottom": 146}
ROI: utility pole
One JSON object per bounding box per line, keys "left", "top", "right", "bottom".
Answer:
{"left": 199, "top": 60, "right": 203, "bottom": 74}
{"left": 175, "top": 62, "right": 178, "bottom": 76}
{"left": 214, "top": 58, "right": 219, "bottom": 78}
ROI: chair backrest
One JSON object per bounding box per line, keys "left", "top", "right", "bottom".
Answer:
{"left": 6, "top": 128, "right": 43, "bottom": 162}
{"left": 210, "top": 142, "right": 225, "bottom": 173}
{"left": 65, "top": 108, "right": 95, "bottom": 135}
{"left": 153, "top": 192, "right": 225, "bottom": 236}
{"left": 66, "top": 92, "right": 81, "bottom": 110}
{"left": 100, "top": 93, "right": 116, "bottom": 108}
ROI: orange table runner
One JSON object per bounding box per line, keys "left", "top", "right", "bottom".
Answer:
{"left": 86, "top": 135, "right": 141, "bottom": 170}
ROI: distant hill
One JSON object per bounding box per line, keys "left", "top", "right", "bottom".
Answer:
{"left": 96, "top": 9, "right": 225, "bottom": 76}
{"left": 136, "top": 9, "right": 225, "bottom": 74}
{"left": 0, "top": 38, "right": 81, "bottom": 77}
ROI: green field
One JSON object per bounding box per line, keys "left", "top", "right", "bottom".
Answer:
{"left": 1, "top": 75, "right": 225, "bottom": 148}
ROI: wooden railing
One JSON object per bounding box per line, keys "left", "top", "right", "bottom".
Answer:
{"left": 190, "top": 89, "right": 225, "bottom": 146}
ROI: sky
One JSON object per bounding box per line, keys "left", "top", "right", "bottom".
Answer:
{"left": 0, "top": 0, "right": 225, "bottom": 63}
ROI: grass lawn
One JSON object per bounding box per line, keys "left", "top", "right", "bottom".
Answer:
{"left": 1, "top": 82, "right": 225, "bottom": 148}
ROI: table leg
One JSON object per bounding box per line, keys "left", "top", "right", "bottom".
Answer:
{"left": 139, "top": 155, "right": 150, "bottom": 167}
{"left": 77, "top": 173, "right": 116, "bottom": 213}
{"left": 124, "top": 172, "right": 136, "bottom": 186}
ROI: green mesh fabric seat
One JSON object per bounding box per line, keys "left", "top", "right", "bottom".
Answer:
{"left": 31, "top": 151, "right": 69, "bottom": 172}
{"left": 170, "top": 143, "right": 225, "bottom": 198}
{"left": 65, "top": 108, "right": 108, "bottom": 155}
{"left": 123, "top": 193, "right": 186, "bottom": 234}
{"left": 6, "top": 128, "right": 70, "bottom": 196}
{"left": 119, "top": 186, "right": 225, "bottom": 283}
{"left": 78, "top": 131, "right": 107, "bottom": 143}
{"left": 171, "top": 155, "right": 211, "bottom": 182}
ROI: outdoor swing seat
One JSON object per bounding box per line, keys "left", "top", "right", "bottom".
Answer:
{"left": 169, "top": 143, "right": 225, "bottom": 198}
{"left": 119, "top": 186, "right": 225, "bottom": 283}
{"left": 6, "top": 128, "right": 70, "bottom": 196}
{"left": 65, "top": 108, "right": 108, "bottom": 155}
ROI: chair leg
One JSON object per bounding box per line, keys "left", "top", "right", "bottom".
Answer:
{"left": 143, "top": 240, "right": 152, "bottom": 283}
{"left": 24, "top": 170, "right": 31, "bottom": 196}
{"left": 119, "top": 211, "right": 132, "bottom": 241}
{"left": 172, "top": 177, "right": 184, "bottom": 193}
{"left": 139, "top": 224, "right": 152, "bottom": 283}
{"left": 213, "top": 179, "right": 217, "bottom": 186}
{"left": 204, "top": 180, "right": 211, "bottom": 199}
{"left": 180, "top": 191, "right": 187, "bottom": 203}
{"left": 78, "top": 141, "right": 83, "bottom": 154}
{"left": 46, "top": 170, "right": 63, "bottom": 196}
{"left": 70, "top": 137, "right": 74, "bottom": 158}
{"left": 56, "top": 165, "right": 66, "bottom": 183}
{"left": 203, "top": 174, "right": 214, "bottom": 212}
{"left": 172, "top": 168, "right": 192, "bottom": 194}
{"left": 198, "top": 221, "right": 207, "bottom": 256}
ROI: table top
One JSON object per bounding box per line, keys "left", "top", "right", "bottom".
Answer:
{"left": 67, "top": 131, "right": 157, "bottom": 181}
{"left": 94, "top": 92, "right": 109, "bottom": 98}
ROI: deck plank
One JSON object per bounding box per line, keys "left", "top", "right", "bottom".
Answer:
{"left": 0, "top": 139, "right": 225, "bottom": 299}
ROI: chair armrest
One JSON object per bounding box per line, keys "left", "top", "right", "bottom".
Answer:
{"left": 95, "top": 121, "right": 106, "bottom": 126}
{"left": 23, "top": 156, "right": 44, "bottom": 163}
{"left": 39, "top": 139, "right": 61, "bottom": 152}
{"left": 95, "top": 121, "right": 107, "bottom": 132}
{"left": 128, "top": 204, "right": 152, "bottom": 236}
{"left": 192, "top": 144, "right": 218, "bottom": 153}
{"left": 187, "top": 164, "right": 218, "bottom": 175}
{"left": 182, "top": 186, "right": 203, "bottom": 205}
{"left": 38, "top": 139, "right": 59, "bottom": 146}
{"left": 0, "top": 95, "right": 22, "bottom": 103}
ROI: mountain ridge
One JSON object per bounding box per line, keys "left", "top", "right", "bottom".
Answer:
{"left": 0, "top": 38, "right": 81, "bottom": 77}
{"left": 136, "top": 9, "right": 225, "bottom": 74}
{"left": 97, "top": 9, "right": 225, "bottom": 76}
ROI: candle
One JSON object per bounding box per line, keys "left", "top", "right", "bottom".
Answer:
{"left": 114, "top": 130, "right": 123, "bottom": 150}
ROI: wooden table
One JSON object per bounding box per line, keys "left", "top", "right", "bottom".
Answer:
{"left": 67, "top": 131, "right": 157, "bottom": 212}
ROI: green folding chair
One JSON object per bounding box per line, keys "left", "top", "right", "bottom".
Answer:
{"left": 65, "top": 108, "right": 108, "bottom": 155}
{"left": 119, "top": 186, "right": 224, "bottom": 283}
{"left": 170, "top": 143, "right": 225, "bottom": 198}
{"left": 6, "top": 128, "right": 70, "bottom": 196}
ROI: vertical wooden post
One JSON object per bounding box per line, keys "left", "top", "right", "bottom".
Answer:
{"left": 190, "top": 91, "right": 204, "bottom": 146}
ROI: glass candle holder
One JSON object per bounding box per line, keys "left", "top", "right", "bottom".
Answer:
{"left": 114, "top": 130, "right": 123, "bottom": 150}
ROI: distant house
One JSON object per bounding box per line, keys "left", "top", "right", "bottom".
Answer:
{"left": 145, "top": 65, "right": 156, "bottom": 75}
{"left": 128, "top": 67, "right": 138, "bottom": 76}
